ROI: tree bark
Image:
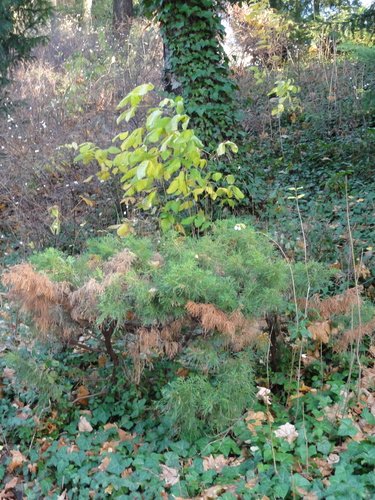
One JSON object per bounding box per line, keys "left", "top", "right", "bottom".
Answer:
{"left": 82, "top": 0, "right": 92, "bottom": 32}
{"left": 113, "top": 0, "right": 133, "bottom": 33}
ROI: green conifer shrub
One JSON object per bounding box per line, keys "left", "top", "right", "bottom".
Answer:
{"left": 2, "top": 221, "right": 290, "bottom": 370}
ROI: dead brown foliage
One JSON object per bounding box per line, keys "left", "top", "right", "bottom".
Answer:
{"left": 103, "top": 249, "right": 136, "bottom": 277}
{"left": 2, "top": 263, "right": 70, "bottom": 333}
{"left": 298, "top": 286, "right": 363, "bottom": 320}
{"left": 335, "top": 317, "right": 375, "bottom": 353}
{"left": 69, "top": 278, "right": 104, "bottom": 324}
{"left": 186, "top": 301, "right": 260, "bottom": 351}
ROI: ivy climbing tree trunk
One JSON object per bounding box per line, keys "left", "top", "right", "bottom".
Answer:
{"left": 141, "top": 0, "right": 242, "bottom": 147}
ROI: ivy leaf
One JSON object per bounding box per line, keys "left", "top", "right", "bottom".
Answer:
{"left": 337, "top": 418, "right": 358, "bottom": 438}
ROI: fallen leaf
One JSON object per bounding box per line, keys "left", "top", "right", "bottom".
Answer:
{"left": 312, "top": 457, "right": 332, "bottom": 477}
{"left": 27, "top": 463, "right": 38, "bottom": 473}
{"left": 121, "top": 467, "right": 133, "bottom": 479}
{"left": 327, "top": 453, "right": 340, "bottom": 465}
{"left": 99, "top": 456, "right": 111, "bottom": 472}
{"left": 78, "top": 416, "right": 93, "bottom": 432}
{"left": 79, "top": 195, "right": 96, "bottom": 207}
{"left": 203, "top": 454, "right": 229, "bottom": 473}
{"left": 307, "top": 321, "right": 330, "bottom": 343}
{"left": 103, "top": 422, "right": 135, "bottom": 442}
{"left": 274, "top": 422, "right": 299, "bottom": 444}
{"left": 100, "top": 440, "right": 119, "bottom": 454}
{"left": 160, "top": 464, "right": 180, "bottom": 487}
{"left": 245, "top": 410, "right": 268, "bottom": 433}
{"left": 104, "top": 484, "right": 114, "bottom": 495}
{"left": 256, "top": 386, "right": 272, "bottom": 405}
{"left": 57, "top": 491, "right": 69, "bottom": 500}
{"left": 2, "top": 368, "right": 15, "bottom": 380}
{"left": 3, "top": 478, "right": 18, "bottom": 491}
{"left": 7, "top": 449, "right": 26, "bottom": 472}
{"left": 98, "top": 355, "right": 107, "bottom": 366}
{"left": 75, "top": 385, "right": 90, "bottom": 406}
{"left": 245, "top": 477, "right": 259, "bottom": 489}
{"left": 200, "top": 483, "right": 238, "bottom": 499}
{"left": 295, "top": 487, "right": 318, "bottom": 500}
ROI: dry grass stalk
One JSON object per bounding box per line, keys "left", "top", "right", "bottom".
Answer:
{"left": 2, "top": 263, "right": 62, "bottom": 332}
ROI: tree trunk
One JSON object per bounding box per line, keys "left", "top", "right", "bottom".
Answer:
{"left": 113, "top": 0, "right": 133, "bottom": 34}
{"left": 82, "top": 0, "right": 92, "bottom": 32}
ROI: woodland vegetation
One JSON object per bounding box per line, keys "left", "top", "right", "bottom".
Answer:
{"left": 0, "top": 0, "right": 375, "bottom": 499}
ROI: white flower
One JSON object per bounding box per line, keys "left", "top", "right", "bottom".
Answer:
{"left": 234, "top": 225, "right": 242, "bottom": 231}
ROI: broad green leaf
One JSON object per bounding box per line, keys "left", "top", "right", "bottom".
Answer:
{"left": 232, "top": 186, "right": 245, "bottom": 199}
{"left": 212, "top": 172, "right": 222, "bottom": 181}
{"left": 179, "top": 200, "right": 194, "bottom": 211}
{"left": 167, "top": 179, "right": 179, "bottom": 194}
{"left": 194, "top": 214, "right": 205, "bottom": 228}
{"left": 189, "top": 168, "right": 201, "bottom": 180}
{"left": 165, "top": 201, "right": 181, "bottom": 214}
{"left": 134, "top": 179, "right": 149, "bottom": 192}
{"left": 107, "top": 146, "right": 121, "bottom": 154}
{"left": 181, "top": 215, "right": 196, "bottom": 225}
{"left": 175, "top": 97, "right": 184, "bottom": 114}
{"left": 225, "top": 174, "right": 235, "bottom": 184}
{"left": 217, "top": 143, "right": 225, "bottom": 156}
{"left": 161, "top": 150, "right": 172, "bottom": 161}
{"left": 145, "top": 128, "right": 163, "bottom": 143}
{"left": 146, "top": 109, "right": 163, "bottom": 130}
{"left": 192, "top": 187, "right": 204, "bottom": 201}
{"left": 117, "top": 83, "right": 154, "bottom": 110}
{"left": 165, "top": 159, "right": 181, "bottom": 176}
{"left": 174, "top": 129, "right": 194, "bottom": 145}
{"left": 160, "top": 218, "right": 172, "bottom": 232}
{"left": 135, "top": 161, "right": 149, "bottom": 180}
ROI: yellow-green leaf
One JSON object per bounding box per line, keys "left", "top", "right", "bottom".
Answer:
{"left": 117, "top": 223, "right": 130, "bottom": 237}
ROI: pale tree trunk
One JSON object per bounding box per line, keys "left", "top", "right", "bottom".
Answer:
{"left": 50, "top": 0, "right": 59, "bottom": 34}
{"left": 113, "top": 0, "right": 133, "bottom": 34}
{"left": 82, "top": 0, "right": 93, "bottom": 32}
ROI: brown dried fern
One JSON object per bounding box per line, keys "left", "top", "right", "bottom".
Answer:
{"left": 334, "top": 317, "right": 375, "bottom": 353}
{"left": 298, "top": 286, "right": 363, "bottom": 320}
